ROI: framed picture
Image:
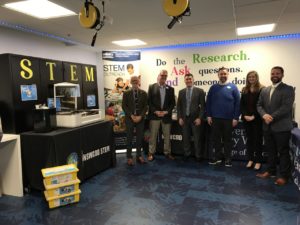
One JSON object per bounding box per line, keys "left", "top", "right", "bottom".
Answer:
{"left": 20, "top": 84, "right": 37, "bottom": 101}
{"left": 87, "top": 95, "right": 96, "bottom": 107}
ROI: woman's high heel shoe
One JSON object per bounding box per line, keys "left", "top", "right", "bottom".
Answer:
{"left": 246, "top": 161, "right": 254, "bottom": 169}
{"left": 254, "top": 163, "right": 261, "bottom": 171}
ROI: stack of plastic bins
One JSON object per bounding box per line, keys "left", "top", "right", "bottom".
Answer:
{"left": 41, "top": 164, "right": 81, "bottom": 209}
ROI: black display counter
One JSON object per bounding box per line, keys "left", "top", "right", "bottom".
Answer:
{"left": 115, "top": 120, "right": 267, "bottom": 161}
{"left": 21, "top": 120, "right": 116, "bottom": 191}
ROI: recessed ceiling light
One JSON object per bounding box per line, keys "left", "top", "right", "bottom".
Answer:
{"left": 236, "top": 23, "right": 276, "bottom": 36}
{"left": 3, "top": 0, "right": 76, "bottom": 19}
{"left": 112, "top": 39, "right": 147, "bottom": 47}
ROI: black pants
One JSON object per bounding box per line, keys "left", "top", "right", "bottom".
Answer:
{"left": 264, "top": 130, "right": 291, "bottom": 178}
{"left": 244, "top": 118, "right": 263, "bottom": 162}
{"left": 211, "top": 118, "right": 233, "bottom": 161}
{"left": 182, "top": 116, "right": 202, "bottom": 158}
{"left": 125, "top": 117, "right": 145, "bottom": 159}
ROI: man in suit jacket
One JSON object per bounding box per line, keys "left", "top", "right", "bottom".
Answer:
{"left": 147, "top": 69, "right": 175, "bottom": 161}
{"left": 257, "top": 66, "right": 295, "bottom": 185}
{"left": 122, "top": 76, "right": 148, "bottom": 166}
{"left": 177, "top": 73, "right": 205, "bottom": 161}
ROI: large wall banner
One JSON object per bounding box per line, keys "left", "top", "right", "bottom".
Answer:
{"left": 102, "top": 50, "right": 141, "bottom": 132}
{"left": 140, "top": 38, "right": 300, "bottom": 124}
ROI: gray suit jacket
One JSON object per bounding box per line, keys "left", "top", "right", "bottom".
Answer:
{"left": 177, "top": 87, "right": 206, "bottom": 121}
{"left": 257, "top": 82, "right": 295, "bottom": 132}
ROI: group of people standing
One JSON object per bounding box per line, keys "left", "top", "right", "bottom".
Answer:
{"left": 122, "top": 66, "right": 295, "bottom": 186}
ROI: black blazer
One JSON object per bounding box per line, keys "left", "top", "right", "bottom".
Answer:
{"left": 122, "top": 89, "right": 148, "bottom": 118}
{"left": 177, "top": 87, "right": 206, "bottom": 121}
{"left": 240, "top": 88, "right": 262, "bottom": 120}
{"left": 147, "top": 83, "right": 175, "bottom": 123}
{"left": 257, "top": 82, "right": 295, "bottom": 132}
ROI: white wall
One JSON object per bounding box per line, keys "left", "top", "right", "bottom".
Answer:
{"left": 140, "top": 38, "right": 300, "bottom": 125}
{"left": 1, "top": 26, "right": 299, "bottom": 123}
{"left": 0, "top": 26, "right": 105, "bottom": 109}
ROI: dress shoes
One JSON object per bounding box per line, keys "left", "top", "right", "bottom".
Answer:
{"left": 165, "top": 154, "right": 175, "bottom": 160}
{"left": 147, "top": 153, "right": 154, "bottom": 161}
{"left": 127, "top": 158, "right": 134, "bottom": 166}
{"left": 256, "top": 171, "right": 276, "bottom": 179}
{"left": 136, "top": 156, "right": 147, "bottom": 164}
{"left": 274, "top": 177, "right": 288, "bottom": 186}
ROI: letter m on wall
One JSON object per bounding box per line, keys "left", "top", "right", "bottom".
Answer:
{"left": 85, "top": 66, "right": 94, "bottom": 82}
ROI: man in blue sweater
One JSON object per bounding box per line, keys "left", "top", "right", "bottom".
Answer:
{"left": 206, "top": 67, "right": 240, "bottom": 167}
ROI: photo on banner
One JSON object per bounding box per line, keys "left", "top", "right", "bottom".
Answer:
{"left": 102, "top": 50, "right": 141, "bottom": 132}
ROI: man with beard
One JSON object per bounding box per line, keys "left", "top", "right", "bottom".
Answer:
{"left": 256, "top": 66, "right": 295, "bottom": 186}
{"left": 206, "top": 67, "right": 240, "bottom": 167}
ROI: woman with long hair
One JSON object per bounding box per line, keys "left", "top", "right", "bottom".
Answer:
{"left": 241, "top": 71, "right": 265, "bottom": 171}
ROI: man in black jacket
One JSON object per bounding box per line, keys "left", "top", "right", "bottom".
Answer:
{"left": 122, "top": 76, "right": 148, "bottom": 166}
{"left": 147, "top": 69, "right": 175, "bottom": 161}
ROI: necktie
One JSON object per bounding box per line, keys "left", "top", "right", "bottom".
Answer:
{"left": 160, "top": 86, "right": 165, "bottom": 109}
{"left": 134, "top": 90, "right": 139, "bottom": 115}
{"left": 186, "top": 88, "right": 191, "bottom": 116}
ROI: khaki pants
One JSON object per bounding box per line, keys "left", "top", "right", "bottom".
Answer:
{"left": 149, "top": 120, "right": 171, "bottom": 155}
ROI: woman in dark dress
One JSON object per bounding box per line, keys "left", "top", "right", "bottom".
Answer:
{"left": 241, "top": 71, "right": 264, "bottom": 171}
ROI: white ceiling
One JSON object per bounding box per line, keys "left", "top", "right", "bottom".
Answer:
{"left": 0, "top": 0, "right": 300, "bottom": 50}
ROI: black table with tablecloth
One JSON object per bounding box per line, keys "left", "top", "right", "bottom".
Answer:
{"left": 115, "top": 120, "right": 266, "bottom": 161}
{"left": 21, "top": 120, "right": 116, "bottom": 191}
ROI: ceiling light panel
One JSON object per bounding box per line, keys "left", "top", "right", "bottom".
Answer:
{"left": 236, "top": 23, "right": 276, "bottom": 36}
{"left": 112, "top": 39, "right": 147, "bottom": 47}
{"left": 3, "top": 0, "right": 76, "bottom": 19}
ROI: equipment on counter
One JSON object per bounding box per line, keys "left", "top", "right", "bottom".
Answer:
{"left": 53, "top": 82, "right": 103, "bottom": 128}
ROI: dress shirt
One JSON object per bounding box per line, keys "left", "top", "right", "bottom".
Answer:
{"left": 270, "top": 82, "right": 281, "bottom": 100}
{"left": 159, "top": 84, "right": 166, "bottom": 109}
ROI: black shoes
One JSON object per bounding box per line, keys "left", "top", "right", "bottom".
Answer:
{"left": 225, "top": 160, "right": 232, "bottom": 168}
{"left": 209, "top": 159, "right": 232, "bottom": 167}
{"left": 209, "top": 159, "right": 222, "bottom": 165}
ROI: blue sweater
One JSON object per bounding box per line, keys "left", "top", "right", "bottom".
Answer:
{"left": 206, "top": 83, "right": 240, "bottom": 120}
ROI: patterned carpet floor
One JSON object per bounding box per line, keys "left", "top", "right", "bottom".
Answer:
{"left": 0, "top": 153, "right": 299, "bottom": 225}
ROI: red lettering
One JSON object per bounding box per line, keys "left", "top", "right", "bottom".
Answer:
{"left": 171, "top": 66, "right": 178, "bottom": 75}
